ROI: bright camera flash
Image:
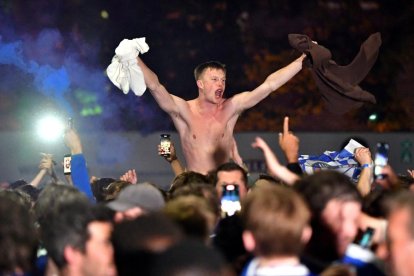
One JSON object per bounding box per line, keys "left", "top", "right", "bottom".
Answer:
{"left": 37, "top": 116, "right": 64, "bottom": 142}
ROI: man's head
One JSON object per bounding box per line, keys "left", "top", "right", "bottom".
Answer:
{"left": 194, "top": 61, "right": 226, "bottom": 104}
{"left": 194, "top": 61, "right": 226, "bottom": 81}
{"left": 0, "top": 191, "right": 38, "bottom": 274}
{"left": 42, "top": 202, "right": 116, "bottom": 276}
{"left": 386, "top": 191, "right": 414, "bottom": 276}
{"left": 294, "top": 171, "right": 362, "bottom": 260}
{"left": 107, "top": 182, "right": 166, "bottom": 222}
{"left": 112, "top": 212, "right": 183, "bottom": 275}
{"left": 241, "top": 185, "right": 311, "bottom": 258}
{"left": 164, "top": 195, "right": 217, "bottom": 243}
{"left": 213, "top": 162, "right": 248, "bottom": 199}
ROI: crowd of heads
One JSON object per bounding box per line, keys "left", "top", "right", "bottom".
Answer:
{"left": 1, "top": 132, "right": 414, "bottom": 276}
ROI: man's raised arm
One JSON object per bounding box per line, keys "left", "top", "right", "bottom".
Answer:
{"left": 232, "top": 54, "right": 305, "bottom": 112}
{"left": 137, "top": 57, "right": 183, "bottom": 116}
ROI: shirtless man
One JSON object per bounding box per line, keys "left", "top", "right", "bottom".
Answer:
{"left": 138, "top": 55, "right": 305, "bottom": 174}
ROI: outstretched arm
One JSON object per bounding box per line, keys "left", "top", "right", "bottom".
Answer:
{"left": 137, "top": 57, "right": 188, "bottom": 119}
{"left": 231, "top": 54, "right": 305, "bottom": 112}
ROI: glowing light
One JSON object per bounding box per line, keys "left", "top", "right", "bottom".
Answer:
{"left": 369, "top": 113, "right": 378, "bottom": 121}
{"left": 100, "top": 10, "right": 109, "bottom": 19}
{"left": 36, "top": 116, "right": 65, "bottom": 142}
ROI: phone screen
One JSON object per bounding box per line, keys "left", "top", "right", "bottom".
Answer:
{"left": 63, "top": 154, "right": 72, "bottom": 175}
{"left": 160, "top": 134, "right": 171, "bottom": 157}
{"left": 374, "top": 142, "right": 389, "bottom": 179}
{"left": 220, "top": 184, "right": 241, "bottom": 218}
{"left": 358, "top": 227, "right": 375, "bottom": 249}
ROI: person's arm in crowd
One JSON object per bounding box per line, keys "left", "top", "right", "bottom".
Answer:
{"left": 158, "top": 140, "right": 185, "bottom": 176}
{"left": 252, "top": 136, "right": 300, "bottom": 185}
{"left": 120, "top": 169, "right": 138, "bottom": 184}
{"left": 29, "top": 153, "right": 54, "bottom": 187}
{"left": 278, "top": 116, "right": 303, "bottom": 175}
{"left": 64, "top": 128, "right": 94, "bottom": 201}
{"left": 354, "top": 147, "right": 374, "bottom": 197}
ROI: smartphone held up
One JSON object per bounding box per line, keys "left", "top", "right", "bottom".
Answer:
{"left": 160, "top": 134, "right": 171, "bottom": 157}
{"left": 220, "top": 184, "right": 241, "bottom": 218}
{"left": 374, "top": 142, "right": 389, "bottom": 180}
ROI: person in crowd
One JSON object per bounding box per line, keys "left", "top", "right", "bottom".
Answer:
{"left": 164, "top": 195, "right": 217, "bottom": 244}
{"left": 241, "top": 184, "right": 312, "bottom": 276}
{"left": 385, "top": 190, "right": 414, "bottom": 276}
{"left": 149, "top": 239, "right": 234, "bottom": 276}
{"left": 137, "top": 48, "right": 306, "bottom": 174}
{"left": 107, "top": 182, "right": 166, "bottom": 222}
{"left": 112, "top": 212, "right": 183, "bottom": 275}
{"left": 41, "top": 200, "right": 116, "bottom": 276}
{"left": 158, "top": 138, "right": 186, "bottom": 176}
{"left": 168, "top": 170, "right": 211, "bottom": 196}
{"left": 211, "top": 162, "right": 249, "bottom": 199}
{"left": 90, "top": 177, "right": 116, "bottom": 202}
{"left": 102, "top": 180, "right": 132, "bottom": 202}
{"left": 294, "top": 170, "right": 384, "bottom": 275}
{"left": 278, "top": 116, "right": 304, "bottom": 176}
{"left": 169, "top": 182, "right": 221, "bottom": 222}
{"left": 0, "top": 191, "right": 38, "bottom": 275}
{"left": 63, "top": 127, "right": 94, "bottom": 201}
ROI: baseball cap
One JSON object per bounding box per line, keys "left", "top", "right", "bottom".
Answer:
{"left": 107, "top": 182, "right": 165, "bottom": 212}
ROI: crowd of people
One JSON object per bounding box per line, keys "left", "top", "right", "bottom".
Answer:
{"left": 1, "top": 120, "right": 414, "bottom": 276}
{"left": 2, "top": 37, "right": 414, "bottom": 276}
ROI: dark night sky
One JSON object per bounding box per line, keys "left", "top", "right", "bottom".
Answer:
{"left": 1, "top": 0, "right": 413, "bottom": 133}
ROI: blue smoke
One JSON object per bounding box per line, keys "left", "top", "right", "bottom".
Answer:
{"left": 0, "top": 30, "right": 73, "bottom": 114}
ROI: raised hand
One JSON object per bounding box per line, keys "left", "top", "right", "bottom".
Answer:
{"left": 354, "top": 147, "right": 373, "bottom": 165}
{"left": 120, "top": 169, "right": 138, "bottom": 184}
{"left": 278, "top": 116, "right": 299, "bottom": 163}
{"left": 252, "top": 136, "right": 299, "bottom": 185}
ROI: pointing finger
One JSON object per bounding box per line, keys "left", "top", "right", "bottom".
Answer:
{"left": 283, "top": 116, "right": 289, "bottom": 135}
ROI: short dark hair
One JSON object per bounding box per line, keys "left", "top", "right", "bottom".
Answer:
{"left": 194, "top": 61, "right": 226, "bottom": 80}
{"left": 0, "top": 191, "right": 38, "bottom": 274}
{"left": 169, "top": 171, "right": 211, "bottom": 195}
{"left": 294, "top": 170, "right": 362, "bottom": 216}
{"left": 213, "top": 162, "right": 248, "bottom": 188}
{"left": 41, "top": 201, "right": 109, "bottom": 269}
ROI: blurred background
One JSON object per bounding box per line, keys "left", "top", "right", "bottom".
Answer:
{"left": 1, "top": 0, "right": 413, "bottom": 134}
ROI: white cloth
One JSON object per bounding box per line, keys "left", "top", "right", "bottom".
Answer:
{"left": 106, "top": 38, "right": 149, "bottom": 96}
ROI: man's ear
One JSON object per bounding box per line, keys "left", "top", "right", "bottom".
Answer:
{"left": 242, "top": 230, "right": 256, "bottom": 252}
{"left": 196, "top": 79, "right": 203, "bottom": 89}
{"left": 301, "top": 225, "right": 312, "bottom": 244}
{"left": 64, "top": 245, "right": 82, "bottom": 266}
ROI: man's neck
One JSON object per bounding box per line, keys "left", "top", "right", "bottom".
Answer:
{"left": 257, "top": 255, "right": 301, "bottom": 267}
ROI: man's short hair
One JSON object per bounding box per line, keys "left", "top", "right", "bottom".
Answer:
{"left": 194, "top": 61, "right": 226, "bottom": 80}
{"left": 213, "top": 162, "right": 248, "bottom": 188}
{"left": 294, "top": 170, "right": 362, "bottom": 216}
{"left": 0, "top": 191, "right": 38, "bottom": 274}
{"left": 164, "top": 195, "right": 216, "bottom": 242}
{"left": 41, "top": 201, "right": 109, "bottom": 269}
{"left": 241, "top": 185, "right": 310, "bottom": 257}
